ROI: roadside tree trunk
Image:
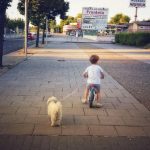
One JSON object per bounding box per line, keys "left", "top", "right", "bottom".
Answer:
{"left": 0, "top": 10, "right": 6, "bottom": 67}
{"left": 42, "top": 28, "right": 45, "bottom": 44}
{"left": 36, "top": 24, "right": 40, "bottom": 47}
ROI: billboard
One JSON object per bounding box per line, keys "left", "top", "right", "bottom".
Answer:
{"left": 130, "top": 0, "right": 146, "bottom": 7}
{"left": 82, "top": 7, "right": 108, "bottom": 31}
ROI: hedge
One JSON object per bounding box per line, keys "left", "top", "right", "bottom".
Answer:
{"left": 115, "top": 32, "right": 150, "bottom": 46}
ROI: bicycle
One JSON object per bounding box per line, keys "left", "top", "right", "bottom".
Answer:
{"left": 88, "top": 85, "right": 98, "bottom": 108}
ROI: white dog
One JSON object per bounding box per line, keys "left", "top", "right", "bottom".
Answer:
{"left": 47, "top": 96, "right": 62, "bottom": 127}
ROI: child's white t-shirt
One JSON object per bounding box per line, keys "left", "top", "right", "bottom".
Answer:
{"left": 84, "top": 64, "right": 104, "bottom": 84}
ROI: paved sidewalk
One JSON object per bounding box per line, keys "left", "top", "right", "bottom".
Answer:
{"left": 0, "top": 42, "right": 149, "bottom": 137}
{"left": 0, "top": 49, "right": 26, "bottom": 76}
{"left": 0, "top": 40, "right": 150, "bottom": 149}
{"left": 0, "top": 135, "right": 150, "bottom": 150}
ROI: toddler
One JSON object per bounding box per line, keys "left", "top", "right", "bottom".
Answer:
{"left": 82, "top": 55, "right": 104, "bottom": 107}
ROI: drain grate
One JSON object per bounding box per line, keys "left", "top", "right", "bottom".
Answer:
{"left": 57, "top": 59, "right": 66, "bottom": 62}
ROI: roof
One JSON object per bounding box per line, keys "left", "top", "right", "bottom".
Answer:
{"left": 135, "top": 21, "right": 150, "bottom": 26}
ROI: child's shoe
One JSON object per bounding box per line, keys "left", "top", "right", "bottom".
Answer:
{"left": 96, "top": 103, "right": 103, "bottom": 107}
{"left": 82, "top": 99, "right": 88, "bottom": 104}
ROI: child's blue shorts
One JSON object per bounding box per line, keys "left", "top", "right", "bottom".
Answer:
{"left": 87, "top": 84, "right": 101, "bottom": 92}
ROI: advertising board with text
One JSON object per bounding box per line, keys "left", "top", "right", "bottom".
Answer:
{"left": 130, "top": 0, "right": 146, "bottom": 7}
{"left": 82, "top": 7, "right": 108, "bottom": 31}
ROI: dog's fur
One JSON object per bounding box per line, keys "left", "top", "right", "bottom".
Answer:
{"left": 47, "top": 96, "right": 62, "bottom": 127}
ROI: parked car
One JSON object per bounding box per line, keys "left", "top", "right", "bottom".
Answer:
{"left": 28, "top": 33, "right": 35, "bottom": 40}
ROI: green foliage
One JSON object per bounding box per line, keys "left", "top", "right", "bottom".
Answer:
{"left": 109, "top": 13, "right": 130, "bottom": 24}
{"left": 0, "top": 0, "right": 12, "bottom": 11}
{"left": 5, "top": 17, "right": 24, "bottom": 30}
{"left": 17, "top": 0, "right": 69, "bottom": 24}
{"left": 59, "top": 13, "right": 81, "bottom": 32}
{"left": 76, "top": 13, "right": 82, "bottom": 19}
{"left": 49, "top": 20, "right": 56, "bottom": 30}
{"left": 0, "top": 0, "right": 13, "bottom": 67}
{"left": 17, "top": 0, "right": 69, "bottom": 47}
{"left": 115, "top": 32, "right": 150, "bottom": 46}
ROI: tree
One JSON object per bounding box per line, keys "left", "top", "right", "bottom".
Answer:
{"left": 59, "top": 13, "right": 81, "bottom": 33}
{"left": 5, "top": 17, "right": 24, "bottom": 31}
{"left": 76, "top": 13, "right": 82, "bottom": 19}
{"left": 0, "top": 0, "right": 12, "bottom": 67}
{"left": 18, "top": 0, "right": 69, "bottom": 47}
{"left": 109, "top": 13, "right": 130, "bottom": 24}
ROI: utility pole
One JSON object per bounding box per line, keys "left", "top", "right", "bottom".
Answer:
{"left": 135, "top": 7, "right": 138, "bottom": 22}
{"left": 25, "top": 0, "right": 28, "bottom": 59}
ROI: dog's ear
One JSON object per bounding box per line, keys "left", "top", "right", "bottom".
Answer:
{"left": 47, "top": 96, "right": 57, "bottom": 104}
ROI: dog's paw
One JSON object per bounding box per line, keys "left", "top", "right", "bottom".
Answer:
{"left": 51, "top": 123, "right": 60, "bottom": 127}
{"left": 51, "top": 124, "right": 55, "bottom": 127}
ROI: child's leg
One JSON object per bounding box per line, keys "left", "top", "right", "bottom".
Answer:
{"left": 82, "top": 87, "right": 89, "bottom": 102}
{"left": 96, "top": 91, "right": 101, "bottom": 102}
{"left": 96, "top": 91, "right": 103, "bottom": 107}
{"left": 84, "top": 87, "right": 89, "bottom": 100}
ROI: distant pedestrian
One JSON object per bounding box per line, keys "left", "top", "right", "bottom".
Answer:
{"left": 82, "top": 55, "right": 104, "bottom": 107}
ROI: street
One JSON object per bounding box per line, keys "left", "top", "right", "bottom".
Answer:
{"left": 3, "top": 37, "right": 36, "bottom": 55}
{"left": 0, "top": 35, "right": 150, "bottom": 149}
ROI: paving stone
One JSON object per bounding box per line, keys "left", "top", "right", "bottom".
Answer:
{"left": 0, "top": 114, "right": 26, "bottom": 123}
{"left": 61, "top": 101, "right": 73, "bottom": 108}
{"left": 84, "top": 108, "right": 108, "bottom": 116}
{"left": 40, "top": 136, "right": 50, "bottom": 150}
{"left": 16, "top": 107, "right": 40, "bottom": 115}
{"left": 0, "top": 124, "right": 34, "bottom": 135}
{"left": 62, "top": 125, "right": 90, "bottom": 135}
{"left": 102, "top": 97, "right": 120, "bottom": 103}
{"left": 89, "top": 125, "right": 118, "bottom": 136}
{"left": 24, "top": 115, "right": 49, "bottom": 124}
{"left": 39, "top": 107, "right": 47, "bottom": 115}
{"left": 98, "top": 116, "right": 125, "bottom": 125}
{"left": 103, "top": 102, "right": 116, "bottom": 109}
{"left": 33, "top": 124, "right": 61, "bottom": 135}
{"left": 118, "top": 97, "right": 139, "bottom": 104}
{"left": 21, "top": 135, "right": 33, "bottom": 150}
{"left": 63, "top": 108, "right": 84, "bottom": 115}
{"left": 114, "top": 103, "right": 136, "bottom": 110}
{"left": 134, "top": 104, "right": 149, "bottom": 112}
{"left": 122, "top": 117, "right": 150, "bottom": 126}
{"left": 75, "top": 116, "right": 99, "bottom": 125}
{"left": 128, "top": 110, "right": 150, "bottom": 117}
{"left": 6, "top": 95, "right": 25, "bottom": 101}
{"left": 0, "top": 100, "right": 12, "bottom": 107}
{"left": 31, "top": 101, "right": 46, "bottom": 107}
{"left": 106, "top": 109, "right": 131, "bottom": 117}
{"left": 0, "top": 106, "right": 18, "bottom": 114}
{"left": 62, "top": 115, "right": 74, "bottom": 126}
{"left": 11, "top": 101, "right": 32, "bottom": 107}
{"left": 115, "top": 126, "right": 146, "bottom": 137}
{"left": 24, "top": 96, "right": 44, "bottom": 102}
{"left": 142, "top": 127, "right": 150, "bottom": 136}
{"left": 11, "top": 136, "right": 26, "bottom": 150}
{"left": 31, "top": 136, "right": 42, "bottom": 149}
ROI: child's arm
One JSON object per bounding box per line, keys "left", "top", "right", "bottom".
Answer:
{"left": 83, "top": 71, "right": 88, "bottom": 78}
{"left": 83, "top": 67, "right": 88, "bottom": 78}
{"left": 100, "top": 71, "right": 104, "bottom": 79}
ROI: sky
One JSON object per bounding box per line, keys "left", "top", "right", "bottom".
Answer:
{"left": 7, "top": 0, "right": 150, "bottom": 23}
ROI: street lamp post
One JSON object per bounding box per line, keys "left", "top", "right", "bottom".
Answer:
{"left": 25, "top": 0, "right": 28, "bottom": 59}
